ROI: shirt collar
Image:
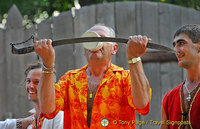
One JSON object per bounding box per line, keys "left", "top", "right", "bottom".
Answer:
{"left": 71, "top": 63, "right": 124, "bottom": 74}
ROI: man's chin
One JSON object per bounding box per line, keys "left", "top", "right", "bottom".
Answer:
{"left": 28, "top": 97, "right": 38, "bottom": 103}
{"left": 178, "top": 61, "right": 190, "bottom": 69}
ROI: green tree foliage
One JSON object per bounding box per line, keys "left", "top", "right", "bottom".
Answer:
{"left": 164, "top": 0, "right": 200, "bottom": 10}
{"left": 0, "top": 0, "right": 199, "bottom": 28}
{"left": 0, "top": 0, "right": 73, "bottom": 24}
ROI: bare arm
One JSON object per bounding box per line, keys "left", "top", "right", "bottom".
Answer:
{"left": 0, "top": 115, "right": 33, "bottom": 129}
{"left": 34, "top": 39, "right": 56, "bottom": 114}
{"left": 20, "top": 115, "right": 33, "bottom": 129}
{"left": 160, "top": 105, "right": 169, "bottom": 129}
{"left": 127, "top": 35, "right": 151, "bottom": 109}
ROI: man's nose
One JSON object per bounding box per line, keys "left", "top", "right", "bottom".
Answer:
{"left": 27, "top": 82, "right": 35, "bottom": 88}
{"left": 173, "top": 45, "right": 181, "bottom": 53}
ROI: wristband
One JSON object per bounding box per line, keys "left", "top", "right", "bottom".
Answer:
{"left": 16, "top": 119, "right": 22, "bottom": 129}
{"left": 42, "top": 63, "right": 54, "bottom": 70}
{"left": 42, "top": 70, "right": 56, "bottom": 74}
{"left": 42, "top": 70, "right": 57, "bottom": 82}
{"left": 128, "top": 57, "right": 141, "bottom": 64}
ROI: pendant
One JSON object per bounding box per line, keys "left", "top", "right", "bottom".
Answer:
{"left": 89, "top": 93, "right": 92, "bottom": 98}
{"left": 186, "top": 94, "right": 191, "bottom": 102}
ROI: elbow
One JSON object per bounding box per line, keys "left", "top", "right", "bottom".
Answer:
{"left": 140, "top": 100, "right": 149, "bottom": 109}
{"left": 141, "top": 87, "right": 151, "bottom": 109}
{"left": 135, "top": 99, "right": 149, "bottom": 109}
{"left": 41, "top": 105, "right": 56, "bottom": 114}
{"left": 39, "top": 100, "right": 56, "bottom": 114}
{"left": 133, "top": 87, "right": 151, "bottom": 109}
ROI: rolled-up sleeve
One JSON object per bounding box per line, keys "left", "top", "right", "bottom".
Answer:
{"left": 0, "top": 119, "right": 17, "bottom": 129}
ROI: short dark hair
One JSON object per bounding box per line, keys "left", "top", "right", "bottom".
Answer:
{"left": 174, "top": 24, "right": 200, "bottom": 43}
{"left": 25, "top": 62, "right": 42, "bottom": 77}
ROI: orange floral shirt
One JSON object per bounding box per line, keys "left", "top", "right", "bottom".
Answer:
{"left": 44, "top": 64, "right": 151, "bottom": 129}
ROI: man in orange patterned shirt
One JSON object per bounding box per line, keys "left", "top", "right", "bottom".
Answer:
{"left": 34, "top": 24, "right": 152, "bottom": 129}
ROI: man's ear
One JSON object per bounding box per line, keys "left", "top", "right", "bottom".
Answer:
{"left": 111, "top": 43, "right": 118, "bottom": 55}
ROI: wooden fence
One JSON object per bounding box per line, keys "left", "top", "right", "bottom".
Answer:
{"left": 0, "top": 1, "right": 200, "bottom": 129}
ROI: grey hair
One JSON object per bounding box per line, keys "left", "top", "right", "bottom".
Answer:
{"left": 88, "top": 24, "right": 116, "bottom": 45}
{"left": 107, "top": 26, "right": 115, "bottom": 37}
{"left": 89, "top": 23, "right": 116, "bottom": 37}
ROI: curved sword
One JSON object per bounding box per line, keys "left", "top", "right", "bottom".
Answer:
{"left": 10, "top": 37, "right": 176, "bottom": 54}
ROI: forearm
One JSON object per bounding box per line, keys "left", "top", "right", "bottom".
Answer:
{"left": 20, "top": 115, "right": 33, "bottom": 129}
{"left": 39, "top": 73, "right": 56, "bottom": 114}
{"left": 129, "top": 60, "right": 150, "bottom": 109}
{"left": 33, "top": 39, "right": 56, "bottom": 113}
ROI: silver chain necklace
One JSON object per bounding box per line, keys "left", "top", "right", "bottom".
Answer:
{"left": 184, "top": 79, "right": 200, "bottom": 102}
{"left": 184, "top": 84, "right": 192, "bottom": 102}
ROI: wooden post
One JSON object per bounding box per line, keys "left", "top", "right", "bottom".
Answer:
{"left": 135, "top": 2, "right": 161, "bottom": 129}
{"left": 0, "top": 29, "right": 7, "bottom": 120}
{"left": 115, "top": 2, "right": 137, "bottom": 69}
{"left": 53, "top": 11, "right": 75, "bottom": 79}
{"left": 24, "top": 25, "right": 39, "bottom": 65}
{"left": 5, "top": 5, "right": 30, "bottom": 118}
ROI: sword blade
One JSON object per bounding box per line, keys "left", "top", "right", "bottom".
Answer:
{"left": 11, "top": 37, "right": 176, "bottom": 54}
